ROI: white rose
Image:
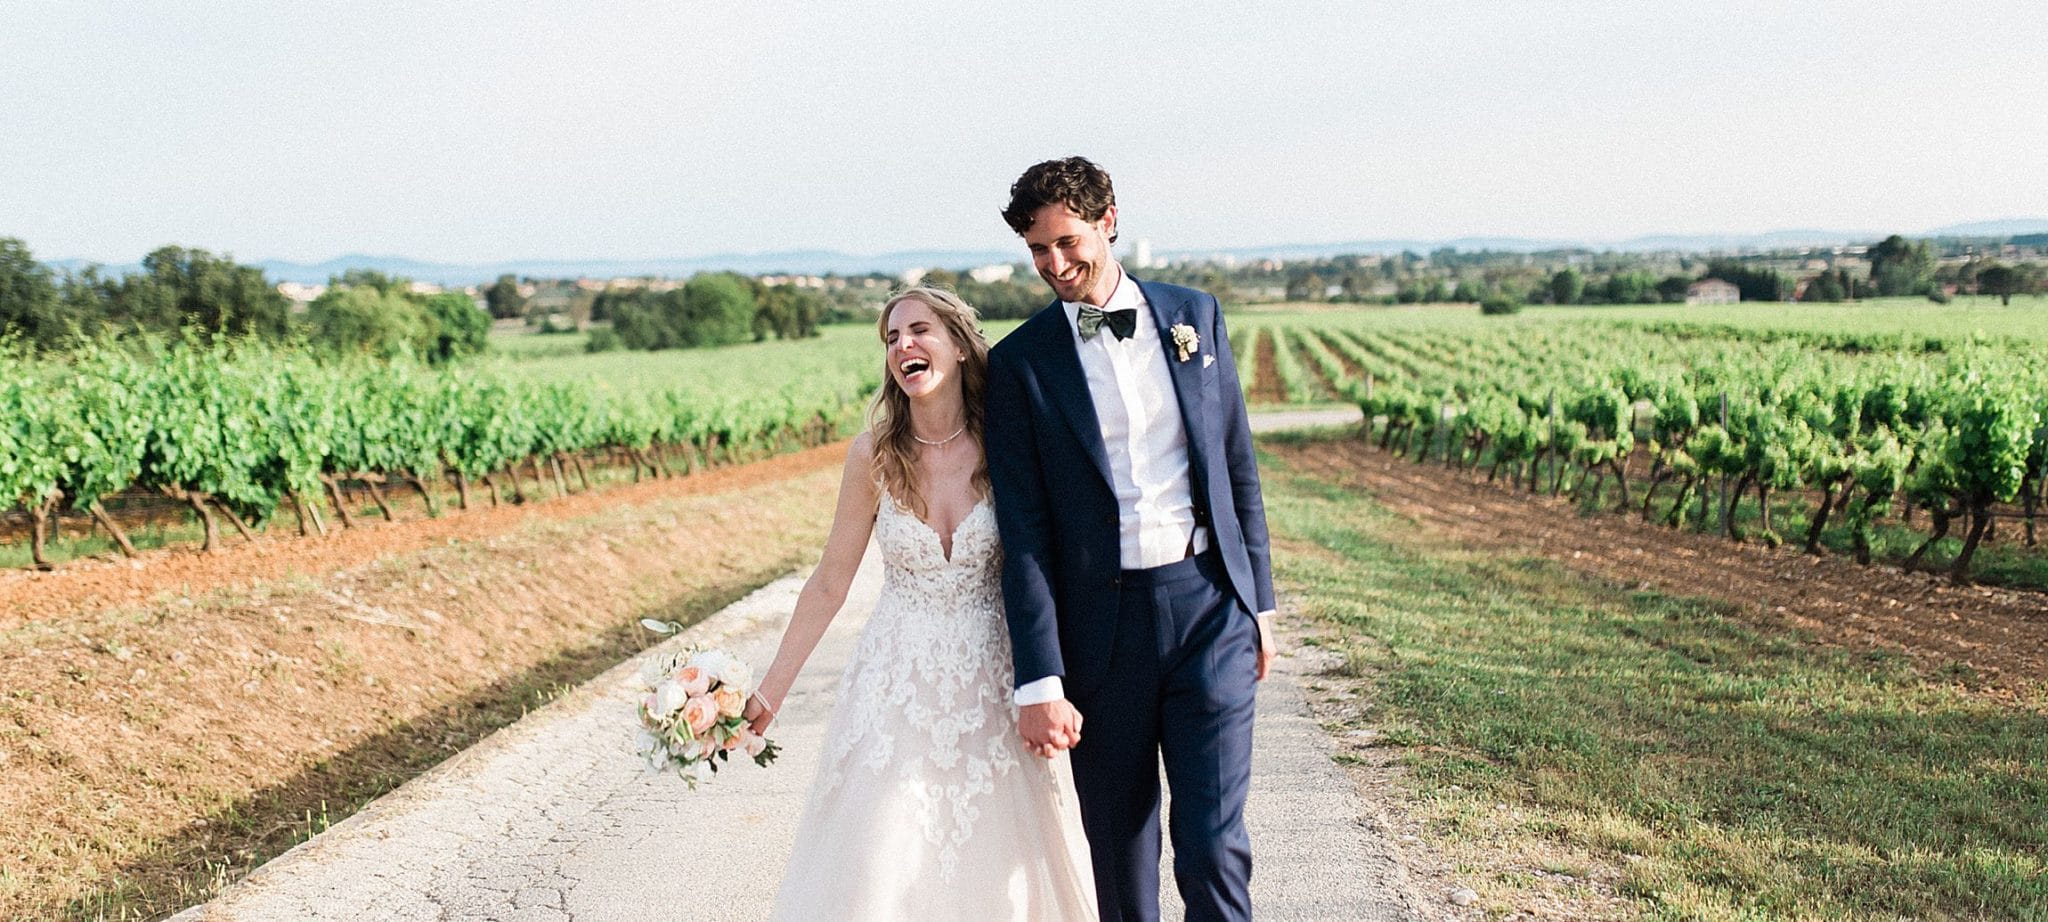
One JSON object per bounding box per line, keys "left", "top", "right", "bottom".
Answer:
{"left": 742, "top": 729, "right": 768, "bottom": 758}
{"left": 653, "top": 681, "right": 688, "bottom": 719}
{"left": 720, "top": 659, "right": 754, "bottom": 692}
{"left": 688, "top": 649, "right": 732, "bottom": 681}
{"left": 688, "top": 761, "right": 714, "bottom": 784}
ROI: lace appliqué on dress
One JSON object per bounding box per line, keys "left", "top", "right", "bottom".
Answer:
{"left": 816, "top": 494, "right": 1017, "bottom": 878}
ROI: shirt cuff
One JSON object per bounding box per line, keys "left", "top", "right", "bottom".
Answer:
{"left": 1014, "top": 675, "right": 1066, "bottom": 707}
{"left": 1256, "top": 610, "right": 1275, "bottom": 620}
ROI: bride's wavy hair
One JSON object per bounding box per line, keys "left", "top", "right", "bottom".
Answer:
{"left": 868, "top": 286, "right": 991, "bottom": 518}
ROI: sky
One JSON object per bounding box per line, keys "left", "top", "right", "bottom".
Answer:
{"left": 5, "top": 1, "right": 2046, "bottom": 265}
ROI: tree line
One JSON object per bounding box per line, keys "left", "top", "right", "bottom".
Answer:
{"left": 0, "top": 238, "right": 488, "bottom": 363}
{"left": 1135, "top": 233, "right": 2048, "bottom": 308}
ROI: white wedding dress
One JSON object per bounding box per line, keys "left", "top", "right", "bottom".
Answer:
{"left": 772, "top": 494, "right": 1098, "bottom": 921}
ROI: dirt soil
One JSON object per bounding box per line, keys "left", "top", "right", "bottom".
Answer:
{"left": 1251, "top": 329, "right": 1288, "bottom": 405}
{"left": 1269, "top": 436, "right": 2048, "bottom": 699}
{"left": 0, "top": 443, "right": 848, "bottom": 919}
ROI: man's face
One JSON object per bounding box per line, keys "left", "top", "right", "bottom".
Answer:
{"left": 1021, "top": 203, "right": 1118, "bottom": 305}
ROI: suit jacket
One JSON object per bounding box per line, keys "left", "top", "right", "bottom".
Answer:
{"left": 986, "top": 277, "right": 1276, "bottom": 701}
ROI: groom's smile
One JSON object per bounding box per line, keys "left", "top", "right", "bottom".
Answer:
{"left": 1023, "top": 203, "right": 1119, "bottom": 306}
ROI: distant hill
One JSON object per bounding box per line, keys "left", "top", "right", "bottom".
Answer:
{"left": 1921, "top": 219, "right": 2048, "bottom": 238}
{"left": 44, "top": 219, "right": 2048, "bottom": 286}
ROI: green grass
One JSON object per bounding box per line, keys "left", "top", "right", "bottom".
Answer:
{"left": 1575, "top": 295, "right": 2048, "bottom": 342}
{"left": 1259, "top": 439, "right": 2048, "bottom": 920}
{"left": 487, "top": 319, "right": 1023, "bottom": 391}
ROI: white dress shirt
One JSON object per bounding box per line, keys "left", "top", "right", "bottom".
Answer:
{"left": 1015, "top": 270, "right": 1209, "bottom": 707}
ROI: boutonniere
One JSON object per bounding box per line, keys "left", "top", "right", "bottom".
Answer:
{"left": 1170, "top": 323, "right": 1200, "bottom": 362}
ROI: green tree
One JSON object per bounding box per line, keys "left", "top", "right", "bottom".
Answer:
{"left": 331, "top": 268, "right": 408, "bottom": 297}
{"left": 1549, "top": 268, "right": 1584, "bottom": 305}
{"left": 106, "top": 246, "right": 290, "bottom": 338}
{"left": 306, "top": 287, "right": 429, "bottom": 358}
{"left": 1977, "top": 264, "right": 2019, "bottom": 305}
{"left": 1602, "top": 270, "right": 1660, "bottom": 304}
{"left": 420, "top": 292, "right": 489, "bottom": 361}
{"left": 1867, "top": 234, "right": 1934, "bottom": 296}
{"left": 0, "top": 237, "right": 66, "bottom": 347}
{"left": 678, "top": 272, "right": 756, "bottom": 348}
{"left": 1656, "top": 274, "right": 1695, "bottom": 303}
{"left": 484, "top": 274, "right": 527, "bottom": 319}
{"left": 1705, "top": 260, "right": 1792, "bottom": 302}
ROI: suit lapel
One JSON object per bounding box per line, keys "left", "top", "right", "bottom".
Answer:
{"left": 1030, "top": 301, "right": 1117, "bottom": 490}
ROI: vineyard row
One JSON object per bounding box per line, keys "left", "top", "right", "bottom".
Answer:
{"left": 1236, "top": 320, "right": 2048, "bottom": 584}
{"left": 0, "top": 340, "right": 878, "bottom": 570}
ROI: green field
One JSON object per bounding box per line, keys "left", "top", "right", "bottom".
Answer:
{"left": 1573, "top": 294, "right": 2048, "bottom": 341}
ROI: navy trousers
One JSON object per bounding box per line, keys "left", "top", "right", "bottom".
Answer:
{"left": 1068, "top": 550, "right": 1257, "bottom": 922}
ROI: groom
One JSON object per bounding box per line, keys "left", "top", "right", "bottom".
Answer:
{"left": 985, "top": 157, "right": 1276, "bottom": 922}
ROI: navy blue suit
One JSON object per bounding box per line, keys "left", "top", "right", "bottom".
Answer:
{"left": 986, "top": 278, "right": 1274, "bottom": 922}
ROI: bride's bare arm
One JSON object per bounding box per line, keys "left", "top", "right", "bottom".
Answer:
{"left": 748, "top": 433, "right": 878, "bottom": 731}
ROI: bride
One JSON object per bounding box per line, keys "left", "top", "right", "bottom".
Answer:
{"left": 745, "top": 287, "right": 1098, "bottom": 921}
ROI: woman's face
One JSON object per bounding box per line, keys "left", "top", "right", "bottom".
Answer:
{"left": 883, "top": 299, "right": 963, "bottom": 401}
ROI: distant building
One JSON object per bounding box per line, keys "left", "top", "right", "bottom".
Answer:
{"left": 968, "top": 264, "right": 1014, "bottom": 284}
{"left": 407, "top": 280, "right": 444, "bottom": 296}
{"left": 1685, "top": 278, "right": 1741, "bottom": 304}
{"left": 900, "top": 267, "right": 929, "bottom": 286}
{"left": 276, "top": 281, "right": 326, "bottom": 304}
{"left": 1133, "top": 238, "right": 1153, "bottom": 269}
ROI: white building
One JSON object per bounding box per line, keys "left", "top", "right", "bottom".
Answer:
{"left": 968, "top": 264, "right": 1015, "bottom": 284}
{"left": 1685, "top": 278, "right": 1741, "bottom": 305}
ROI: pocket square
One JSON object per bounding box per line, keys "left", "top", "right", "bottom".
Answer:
{"left": 1203, "top": 354, "right": 1216, "bottom": 368}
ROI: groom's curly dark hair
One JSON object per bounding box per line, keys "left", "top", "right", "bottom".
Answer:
{"left": 1002, "top": 157, "right": 1118, "bottom": 243}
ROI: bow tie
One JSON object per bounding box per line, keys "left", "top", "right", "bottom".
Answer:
{"left": 1076, "top": 305, "right": 1137, "bottom": 342}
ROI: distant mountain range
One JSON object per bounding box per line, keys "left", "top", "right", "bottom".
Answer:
{"left": 47, "top": 219, "right": 2048, "bottom": 287}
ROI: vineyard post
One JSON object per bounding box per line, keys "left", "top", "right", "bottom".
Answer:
{"left": 1363, "top": 374, "right": 1374, "bottom": 441}
{"left": 1716, "top": 393, "right": 1730, "bottom": 533}
{"left": 1542, "top": 390, "right": 1556, "bottom": 494}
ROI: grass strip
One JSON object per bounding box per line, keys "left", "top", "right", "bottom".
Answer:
{"left": 1259, "top": 440, "right": 2048, "bottom": 920}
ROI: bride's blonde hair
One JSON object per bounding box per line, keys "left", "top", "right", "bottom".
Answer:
{"left": 868, "top": 287, "right": 991, "bottom": 518}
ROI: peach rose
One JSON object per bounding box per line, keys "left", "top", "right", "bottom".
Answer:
{"left": 682, "top": 695, "right": 720, "bottom": 734}
{"left": 675, "top": 665, "right": 711, "bottom": 697}
{"left": 713, "top": 685, "right": 746, "bottom": 719}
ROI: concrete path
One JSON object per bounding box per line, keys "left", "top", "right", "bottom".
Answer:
{"left": 180, "top": 405, "right": 1425, "bottom": 921}
{"left": 1249, "top": 406, "right": 1364, "bottom": 434}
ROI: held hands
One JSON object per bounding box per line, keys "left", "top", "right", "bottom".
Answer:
{"left": 1018, "top": 699, "right": 1083, "bottom": 759}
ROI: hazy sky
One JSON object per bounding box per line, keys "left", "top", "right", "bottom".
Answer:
{"left": 5, "top": 1, "right": 2045, "bottom": 264}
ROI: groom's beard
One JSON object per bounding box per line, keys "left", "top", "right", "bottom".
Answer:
{"left": 1043, "top": 259, "right": 1111, "bottom": 305}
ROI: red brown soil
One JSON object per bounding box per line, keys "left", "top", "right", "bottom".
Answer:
{"left": 1269, "top": 437, "right": 2048, "bottom": 698}
{"left": 1250, "top": 329, "right": 1288, "bottom": 404}
{"left": 0, "top": 443, "right": 848, "bottom": 918}
{"left": 0, "top": 444, "right": 846, "bottom": 627}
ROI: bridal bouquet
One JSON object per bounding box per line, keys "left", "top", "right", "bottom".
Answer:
{"left": 635, "top": 622, "right": 778, "bottom": 786}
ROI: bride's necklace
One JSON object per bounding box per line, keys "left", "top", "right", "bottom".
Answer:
{"left": 912, "top": 426, "right": 967, "bottom": 447}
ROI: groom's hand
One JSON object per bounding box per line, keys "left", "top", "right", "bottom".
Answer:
{"left": 1255, "top": 613, "right": 1277, "bottom": 681}
{"left": 1019, "top": 699, "right": 1083, "bottom": 758}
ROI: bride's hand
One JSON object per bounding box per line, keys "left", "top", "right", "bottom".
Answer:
{"left": 744, "top": 691, "right": 778, "bottom": 735}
